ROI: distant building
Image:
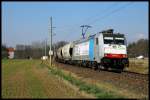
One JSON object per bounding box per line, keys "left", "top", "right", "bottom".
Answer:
{"left": 136, "top": 55, "right": 144, "bottom": 59}
{"left": 7, "top": 48, "right": 15, "bottom": 59}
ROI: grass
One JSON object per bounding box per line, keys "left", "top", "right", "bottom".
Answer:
{"left": 3, "top": 59, "right": 144, "bottom": 98}
{"left": 125, "top": 58, "right": 149, "bottom": 74}
{"left": 44, "top": 62, "right": 124, "bottom": 99}
{"left": 2, "top": 59, "right": 46, "bottom": 98}
{"left": 23, "top": 65, "right": 47, "bottom": 98}
{"left": 2, "top": 59, "right": 87, "bottom": 98}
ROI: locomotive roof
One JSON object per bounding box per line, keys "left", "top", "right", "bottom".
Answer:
{"left": 98, "top": 29, "right": 125, "bottom": 37}
{"left": 72, "top": 29, "right": 125, "bottom": 44}
{"left": 73, "top": 34, "right": 96, "bottom": 44}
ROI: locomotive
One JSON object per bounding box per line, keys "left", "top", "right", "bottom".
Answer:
{"left": 55, "top": 29, "right": 129, "bottom": 72}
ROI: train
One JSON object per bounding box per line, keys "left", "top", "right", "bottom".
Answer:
{"left": 55, "top": 29, "right": 129, "bottom": 72}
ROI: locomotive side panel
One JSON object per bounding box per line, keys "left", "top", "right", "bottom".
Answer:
{"left": 89, "top": 38, "right": 94, "bottom": 61}
{"left": 99, "top": 33, "right": 105, "bottom": 61}
{"left": 72, "top": 37, "right": 95, "bottom": 61}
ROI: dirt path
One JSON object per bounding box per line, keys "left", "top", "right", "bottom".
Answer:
{"left": 2, "top": 60, "right": 91, "bottom": 98}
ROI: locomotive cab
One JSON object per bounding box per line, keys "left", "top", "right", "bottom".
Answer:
{"left": 98, "top": 29, "right": 129, "bottom": 71}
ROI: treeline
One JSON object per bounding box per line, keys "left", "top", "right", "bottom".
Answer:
{"left": 15, "top": 41, "right": 68, "bottom": 59}
{"left": 127, "top": 38, "right": 149, "bottom": 58}
{"left": 2, "top": 38, "right": 149, "bottom": 59}
{"left": 2, "top": 41, "right": 68, "bottom": 59}
{"left": 2, "top": 44, "right": 8, "bottom": 59}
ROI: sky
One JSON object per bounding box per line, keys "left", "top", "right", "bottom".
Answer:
{"left": 2, "top": 1, "right": 148, "bottom": 47}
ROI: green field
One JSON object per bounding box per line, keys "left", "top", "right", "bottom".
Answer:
{"left": 2, "top": 59, "right": 89, "bottom": 98}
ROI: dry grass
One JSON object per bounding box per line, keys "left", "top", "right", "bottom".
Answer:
{"left": 2, "top": 59, "right": 88, "bottom": 98}
{"left": 2, "top": 71, "right": 31, "bottom": 98}
{"left": 125, "top": 58, "right": 149, "bottom": 74}
{"left": 44, "top": 62, "right": 125, "bottom": 99}
{"left": 32, "top": 62, "right": 86, "bottom": 98}
{"left": 59, "top": 69, "right": 141, "bottom": 99}
{"left": 52, "top": 61, "right": 148, "bottom": 99}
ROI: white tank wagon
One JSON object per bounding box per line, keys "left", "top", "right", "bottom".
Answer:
{"left": 62, "top": 42, "right": 73, "bottom": 60}
{"left": 56, "top": 47, "right": 63, "bottom": 60}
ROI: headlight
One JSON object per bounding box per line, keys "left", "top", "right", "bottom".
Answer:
{"left": 122, "top": 54, "right": 127, "bottom": 58}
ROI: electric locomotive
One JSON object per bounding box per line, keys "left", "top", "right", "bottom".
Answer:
{"left": 56, "top": 29, "right": 129, "bottom": 72}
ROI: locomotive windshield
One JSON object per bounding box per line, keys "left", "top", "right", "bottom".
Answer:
{"left": 103, "top": 36, "right": 125, "bottom": 45}
{"left": 104, "top": 37, "right": 114, "bottom": 44}
{"left": 114, "top": 37, "right": 124, "bottom": 45}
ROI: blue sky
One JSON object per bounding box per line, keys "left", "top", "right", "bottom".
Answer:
{"left": 2, "top": 2, "right": 148, "bottom": 47}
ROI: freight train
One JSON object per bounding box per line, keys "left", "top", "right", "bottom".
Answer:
{"left": 55, "top": 29, "right": 129, "bottom": 72}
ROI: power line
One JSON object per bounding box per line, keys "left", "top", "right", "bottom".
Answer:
{"left": 88, "top": 2, "right": 134, "bottom": 26}
{"left": 83, "top": 2, "right": 119, "bottom": 25}
{"left": 74, "top": 2, "right": 133, "bottom": 38}
{"left": 57, "top": 2, "right": 134, "bottom": 41}
{"left": 90, "top": 2, "right": 134, "bottom": 34}
{"left": 57, "top": 3, "right": 119, "bottom": 40}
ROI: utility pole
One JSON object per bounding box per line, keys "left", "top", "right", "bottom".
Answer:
{"left": 49, "top": 17, "right": 52, "bottom": 66}
{"left": 49, "top": 17, "right": 56, "bottom": 66}
{"left": 45, "top": 39, "right": 47, "bottom": 56}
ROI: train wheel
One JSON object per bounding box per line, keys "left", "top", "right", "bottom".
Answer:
{"left": 98, "top": 65, "right": 104, "bottom": 71}
{"left": 117, "top": 65, "right": 124, "bottom": 73}
{"left": 94, "top": 64, "right": 98, "bottom": 70}
{"left": 98, "top": 65, "right": 101, "bottom": 71}
{"left": 103, "top": 66, "right": 108, "bottom": 71}
{"left": 119, "top": 67, "right": 124, "bottom": 73}
{"left": 95, "top": 66, "right": 98, "bottom": 70}
{"left": 115, "top": 69, "right": 122, "bottom": 73}
{"left": 92, "top": 66, "right": 96, "bottom": 70}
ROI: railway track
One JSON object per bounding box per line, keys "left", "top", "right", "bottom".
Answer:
{"left": 122, "top": 71, "right": 148, "bottom": 82}
{"left": 54, "top": 61, "right": 149, "bottom": 97}
{"left": 55, "top": 61, "right": 148, "bottom": 81}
